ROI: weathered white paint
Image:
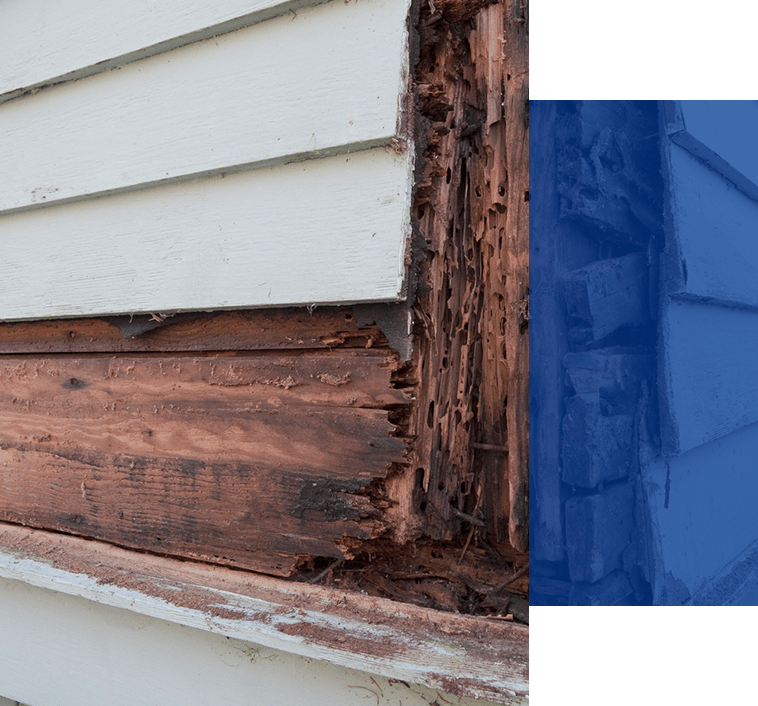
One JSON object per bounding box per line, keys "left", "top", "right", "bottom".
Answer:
{"left": 658, "top": 300, "right": 758, "bottom": 455}
{"left": 640, "top": 421, "right": 758, "bottom": 605}
{"left": 0, "top": 0, "right": 411, "bottom": 214}
{"left": 0, "top": 577, "right": 510, "bottom": 706}
{"left": 664, "top": 144, "right": 758, "bottom": 310}
{"left": 0, "top": 0, "right": 326, "bottom": 102}
{"left": 0, "top": 525, "right": 528, "bottom": 704}
{"left": 667, "top": 100, "right": 758, "bottom": 202}
{"left": 0, "top": 147, "right": 411, "bottom": 320}
{"left": 658, "top": 102, "right": 758, "bottom": 456}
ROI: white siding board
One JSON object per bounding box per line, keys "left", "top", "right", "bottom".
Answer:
{"left": 0, "top": 0, "right": 326, "bottom": 101}
{"left": 664, "top": 144, "right": 758, "bottom": 310}
{"left": 659, "top": 300, "right": 758, "bottom": 456}
{"left": 0, "top": 0, "right": 410, "bottom": 214}
{"left": 0, "top": 147, "right": 412, "bottom": 320}
{"left": 668, "top": 101, "right": 758, "bottom": 202}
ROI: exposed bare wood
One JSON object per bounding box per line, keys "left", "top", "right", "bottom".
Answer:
{"left": 0, "top": 309, "right": 382, "bottom": 354}
{"left": 408, "top": 0, "right": 528, "bottom": 551}
{"left": 501, "top": 0, "right": 529, "bottom": 551}
{"left": 0, "top": 351, "right": 408, "bottom": 576}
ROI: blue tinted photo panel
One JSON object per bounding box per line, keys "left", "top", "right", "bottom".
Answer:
{"left": 530, "top": 100, "right": 758, "bottom": 605}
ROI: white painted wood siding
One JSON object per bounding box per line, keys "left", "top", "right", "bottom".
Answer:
{"left": 0, "top": 149, "right": 410, "bottom": 319}
{"left": 0, "top": 0, "right": 413, "bottom": 320}
{"left": 659, "top": 101, "right": 758, "bottom": 456}
{"left": 663, "top": 144, "right": 758, "bottom": 310}
{"left": 1, "top": 0, "right": 409, "bottom": 213}
{"left": 0, "top": 0, "right": 321, "bottom": 102}
{"left": 668, "top": 101, "right": 758, "bottom": 202}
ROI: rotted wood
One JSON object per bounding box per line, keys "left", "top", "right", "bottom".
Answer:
{"left": 0, "top": 350, "right": 409, "bottom": 576}
{"left": 0, "top": 309, "right": 383, "bottom": 354}
{"left": 408, "top": 0, "right": 528, "bottom": 551}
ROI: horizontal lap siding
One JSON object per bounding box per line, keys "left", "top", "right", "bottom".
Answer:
{"left": 660, "top": 101, "right": 758, "bottom": 456}
{"left": 664, "top": 144, "right": 758, "bottom": 309}
{"left": 1, "top": 0, "right": 409, "bottom": 213}
{"left": 0, "top": 0, "right": 326, "bottom": 100}
{"left": 0, "top": 0, "right": 413, "bottom": 319}
{"left": 669, "top": 101, "right": 758, "bottom": 202}
{"left": 0, "top": 148, "right": 410, "bottom": 318}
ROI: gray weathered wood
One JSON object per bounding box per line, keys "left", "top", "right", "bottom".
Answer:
{"left": 562, "top": 394, "right": 633, "bottom": 488}
{"left": 563, "top": 253, "right": 649, "bottom": 343}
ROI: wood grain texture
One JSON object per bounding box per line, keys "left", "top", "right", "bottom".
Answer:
{"left": 563, "top": 253, "right": 649, "bottom": 343}
{"left": 500, "top": 0, "right": 529, "bottom": 551}
{"left": 0, "top": 0, "right": 328, "bottom": 102}
{"left": 0, "top": 525, "right": 528, "bottom": 704}
{"left": 668, "top": 101, "right": 758, "bottom": 203}
{"left": 0, "top": 352, "right": 408, "bottom": 575}
{"left": 0, "top": 309, "right": 381, "bottom": 354}
{"left": 406, "top": 0, "right": 528, "bottom": 552}
{"left": 0, "top": 0, "right": 411, "bottom": 214}
{"left": 0, "top": 147, "right": 411, "bottom": 320}
{"left": 664, "top": 143, "right": 758, "bottom": 310}
{"left": 659, "top": 300, "right": 758, "bottom": 456}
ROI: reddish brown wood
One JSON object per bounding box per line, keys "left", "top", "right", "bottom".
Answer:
{"left": 0, "top": 351, "right": 408, "bottom": 576}
{"left": 0, "top": 309, "right": 380, "bottom": 354}
{"left": 407, "top": 0, "right": 528, "bottom": 552}
{"left": 0, "top": 0, "right": 529, "bottom": 587}
{"left": 502, "top": 0, "right": 529, "bottom": 552}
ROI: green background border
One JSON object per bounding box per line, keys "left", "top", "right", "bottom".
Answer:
{"left": 529, "top": 0, "right": 758, "bottom": 100}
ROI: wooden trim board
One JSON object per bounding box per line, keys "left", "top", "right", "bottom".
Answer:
{"left": 0, "top": 347, "right": 409, "bottom": 576}
{"left": 0, "top": 523, "right": 529, "bottom": 705}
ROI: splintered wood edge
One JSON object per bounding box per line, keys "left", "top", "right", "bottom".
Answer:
{"left": 0, "top": 523, "right": 528, "bottom": 704}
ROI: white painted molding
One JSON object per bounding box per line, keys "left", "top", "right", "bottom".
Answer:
{"left": 0, "top": 0, "right": 327, "bottom": 102}
{"left": 0, "top": 0, "right": 411, "bottom": 214}
{"left": 0, "top": 524, "right": 528, "bottom": 705}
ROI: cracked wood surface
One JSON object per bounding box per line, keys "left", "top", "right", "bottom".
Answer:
{"left": 0, "top": 350, "right": 408, "bottom": 576}
{"left": 0, "top": 523, "right": 528, "bottom": 704}
{"left": 408, "top": 0, "right": 528, "bottom": 551}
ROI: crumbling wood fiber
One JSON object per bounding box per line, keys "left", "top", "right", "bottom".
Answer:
{"left": 408, "top": 0, "right": 528, "bottom": 553}
{"left": 0, "top": 312, "right": 411, "bottom": 578}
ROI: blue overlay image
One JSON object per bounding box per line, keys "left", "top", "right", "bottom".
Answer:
{"left": 530, "top": 101, "right": 758, "bottom": 605}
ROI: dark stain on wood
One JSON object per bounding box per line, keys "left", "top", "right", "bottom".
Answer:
{"left": 0, "top": 342, "right": 409, "bottom": 577}
{"left": 291, "top": 478, "right": 368, "bottom": 522}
